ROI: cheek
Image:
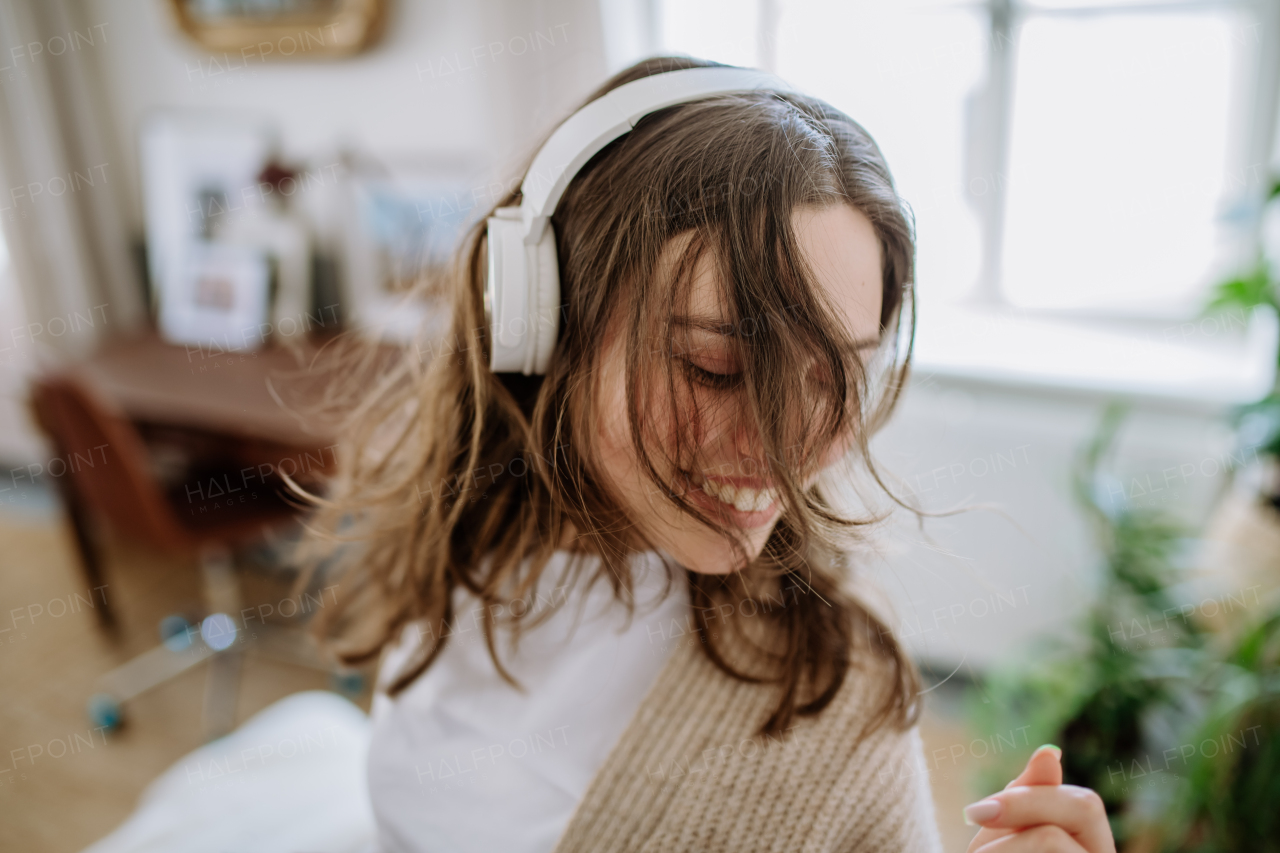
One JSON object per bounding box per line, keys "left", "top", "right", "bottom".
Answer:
{"left": 595, "top": 359, "right": 682, "bottom": 497}
{"left": 801, "top": 424, "right": 856, "bottom": 488}
{"left": 664, "top": 380, "right": 705, "bottom": 464}
{"left": 596, "top": 368, "right": 637, "bottom": 484}
{"left": 630, "top": 370, "right": 706, "bottom": 472}
{"left": 596, "top": 372, "right": 716, "bottom": 530}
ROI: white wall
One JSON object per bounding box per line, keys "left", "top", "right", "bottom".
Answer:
{"left": 81, "top": 0, "right": 610, "bottom": 233}
{"left": 857, "top": 377, "right": 1235, "bottom": 675}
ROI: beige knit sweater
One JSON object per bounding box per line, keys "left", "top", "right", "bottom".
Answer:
{"left": 550, "top": 626, "right": 945, "bottom": 853}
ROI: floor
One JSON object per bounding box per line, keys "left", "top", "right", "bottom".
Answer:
{"left": 0, "top": 484, "right": 984, "bottom": 853}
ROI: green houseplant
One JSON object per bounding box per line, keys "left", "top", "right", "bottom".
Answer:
{"left": 1155, "top": 609, "right": 1280, "bottom": 852}
{"left": 967, "top": 403, "right": 1280, "bottom": 849}
{"left": 966, "top": 405, "right": 1209, "bottom": 847}
{"left": 1205, "top": 174, "right": 1280, "bottom": 506}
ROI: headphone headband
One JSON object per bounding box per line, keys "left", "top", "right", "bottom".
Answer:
{"left": 518, "top": 66, "right": 798, "bottom": 246}
{"left": 486, "top": 65, "right": 798, "bottom": 374}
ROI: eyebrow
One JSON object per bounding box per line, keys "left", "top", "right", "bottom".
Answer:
{"left": 672, "top": 315, "right": 882, "bottom": 351}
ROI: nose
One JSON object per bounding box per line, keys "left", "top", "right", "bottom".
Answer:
{"left": 732, "top": 406, "right": 767, "bottom": 468}
{"left": 708, "top": 357, "right": 853, "bottom": 479}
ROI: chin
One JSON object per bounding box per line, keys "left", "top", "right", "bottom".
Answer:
{"left": 667, "top": 530, "right": 767, "bottom": 575}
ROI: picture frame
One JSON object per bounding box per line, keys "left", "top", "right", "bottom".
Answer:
{"left": 338, "top": 156, "right": 491, "bottom": 343}
{"left": 167, "top": 0, "right": 386, "bottom": 59}
{"left": 139, "top": 112, "right": 278, "bottom": 349}
{"left": 158, "top": 241, "right": 273, "bottom": 352}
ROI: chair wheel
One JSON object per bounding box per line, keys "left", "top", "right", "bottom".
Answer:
{"left": 200, "top": 613, "right": 238, "bottom": 651}
{"left": 330, "top": 670, "right": 364, "bottom": 697}
{"left": 159, "top": 614, "right": 194, "bottom": 651}
{"left": 88, "top": 693, "right": 123, "bottom": 731}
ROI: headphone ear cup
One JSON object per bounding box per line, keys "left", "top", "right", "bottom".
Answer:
{"left": 485, "top": 211, "right": 528, "bottom": 373}
{"left": 527, "top": 227, "right": 560, "bottom": 375}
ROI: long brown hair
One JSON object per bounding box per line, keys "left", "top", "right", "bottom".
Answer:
{"left": 297, "top": 56, "right": 922, "bottom": 737}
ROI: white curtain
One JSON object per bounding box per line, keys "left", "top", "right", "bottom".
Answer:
{"left": 0, "top": 0, "right": 143, "bottom": 363}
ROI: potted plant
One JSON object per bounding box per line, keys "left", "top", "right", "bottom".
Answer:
{"left": 966, "top": 406, "right": 1208, "bottom": 849}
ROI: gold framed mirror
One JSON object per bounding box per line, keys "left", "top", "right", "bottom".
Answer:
{"left": 168, "top": 0, "right": 386, "bottom": 59}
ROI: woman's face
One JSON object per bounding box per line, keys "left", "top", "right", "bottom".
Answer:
{"left": 593, "top": 204, "right": 885, "bottom": 575}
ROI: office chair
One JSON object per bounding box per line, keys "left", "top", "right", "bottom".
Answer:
{"left": 29, "top": 373, "right": 347, "bottom": 740}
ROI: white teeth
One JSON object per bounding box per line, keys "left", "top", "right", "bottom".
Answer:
{"left": 698, "top": 476, "right": 777, "bottom": 514}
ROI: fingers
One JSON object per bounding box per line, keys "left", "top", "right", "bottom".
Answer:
{"left": 965, "top": 745, "right": 1070, "bottom": 853}
{"left": 972, "top": 824, "right": 1089, "bottom": 853}
{"left": 1005, "top": 743, "right": 1062, "bottom": 788}
{"left": 964, "top": 784, "right": 1115, "bottom": 853}
{"left": 964, "top": 825, "right": 1013, "bottom": 853}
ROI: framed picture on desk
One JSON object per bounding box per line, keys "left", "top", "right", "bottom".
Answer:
{"left": 158, "top": 242, "right": 273, "bottom": 353}
{"left": 337, "top": 155, "right": 487, "bottom": 343}
{"left": 139, "top": 112, "right": 276, "bottom": 352}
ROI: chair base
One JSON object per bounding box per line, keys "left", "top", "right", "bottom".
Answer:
{"left": 89, "top": 545, "right": 351, "bottom": 742}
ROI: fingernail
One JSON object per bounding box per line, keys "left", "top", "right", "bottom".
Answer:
{"left": 962, "top": 799, "right": 1001, "bottom": 826}
{"left": 1037, "top": 743, "right": 1062, "bottom": 758}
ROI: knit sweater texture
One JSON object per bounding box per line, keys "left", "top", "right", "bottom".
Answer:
{"left": 549, "top": 619, "right": 945, "bottom": 853}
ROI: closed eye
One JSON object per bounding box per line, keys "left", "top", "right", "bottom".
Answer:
{"left": 681, "top": 359, "right": 742, "bottom": 391}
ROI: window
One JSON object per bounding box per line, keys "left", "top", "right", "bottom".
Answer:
{"left": 653, "top": 0, "right": 1278, "bottom": 320}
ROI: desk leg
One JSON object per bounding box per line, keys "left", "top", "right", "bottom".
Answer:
{"left": 49, "top": 468, "right": 117, "bottom": 633}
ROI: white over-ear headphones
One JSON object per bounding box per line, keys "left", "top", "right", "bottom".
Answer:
{"left": 484, "top": 65, "right": 797, "bottom": 374}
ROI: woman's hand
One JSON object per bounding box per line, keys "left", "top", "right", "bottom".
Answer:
{"left": 963, "top": 744, "right": 1116, "bottom": 853}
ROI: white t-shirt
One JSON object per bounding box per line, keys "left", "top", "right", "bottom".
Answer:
{"left": 365, "top": 549, "right": 690, "bottom": 853}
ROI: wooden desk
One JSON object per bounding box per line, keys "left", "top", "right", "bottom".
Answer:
{"left": 33, "top": 333, "right": 355, "bottom": 628}
{"left": 72, "top": 333, "right": 338, "bottom": 448}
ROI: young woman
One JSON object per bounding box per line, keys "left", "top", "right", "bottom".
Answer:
{"left": 302, "top": 56, "right": 1118, "bottom": 853}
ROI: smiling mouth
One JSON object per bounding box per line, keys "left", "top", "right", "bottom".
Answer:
{"left": 685, "top": 470, "right": 779, "bottom": 514}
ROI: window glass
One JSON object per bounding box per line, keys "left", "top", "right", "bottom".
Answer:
{"left": 773, "top": 1, "right": 987, "bottom": 304}
{"left": 655, "top": 1, "right": 1253, "bottom": 315}
{"left": 1001, "top": 12, "right": 1241, "bottom": 312}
